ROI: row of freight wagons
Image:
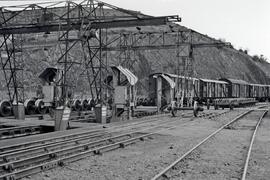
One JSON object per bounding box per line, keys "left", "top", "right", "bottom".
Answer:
{"left": 149, "top": 73, "right": 270, "bottom": 104}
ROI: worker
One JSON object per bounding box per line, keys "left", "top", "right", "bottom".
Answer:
{"left": 171, "top": 98, "right": 177, "bottom": 117}
{"left": 207, "top": 99, "right": 210, "bottom": 110}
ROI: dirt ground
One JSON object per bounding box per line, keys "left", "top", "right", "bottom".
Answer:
{"left": 22, "top": 109, "right": 252, "bottom": 180}
{"left": 246, "top": 111, "right": 270, "bottom": 180}
{"left": 166, "top": 110, "right": 267, "bottom": 180}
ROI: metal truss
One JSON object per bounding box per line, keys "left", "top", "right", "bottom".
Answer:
{"left": 0, "top": 9, "right": 25, "bottom": 104}
{"left": 0, "top": 0, "right": 180, "bottom": 106}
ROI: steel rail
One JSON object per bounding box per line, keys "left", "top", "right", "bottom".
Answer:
{"left": 0, "top": 116, "right": 189, "bottom": 179}
{"left": 0, "top": 129, "right": 102, "bottom": 154}
{"left": 0, "top": 132, "right": 110, "bottom": 163}
{"left": 0, "top": 125, "right": 41, "bottom": 134}
{"left": 0, "top": 116, "right": 176, "bottom": 161}
{"left": 241, "top": 110, "right": 268, "bottom": 180}
{"left": 151, "top": 110, "right": 253, "bottom": 180}
{"left": 0, "top": 110, "right": 223, "bottom": 179}
{"left": 0, "top": 110, "right": 225, "bottom": 174}
{"left": 0, "top": 111, "right": 193, "bottom": 155}
{"left": 14, "top": 109, "right": 219, "bottom": 158}
{"left": 0, "top": 110, "right": 228, "bottom": 179}
{"left": 0, "top": 114, "right": 168, "bottom": 153}
{"left": 0, "top": 133, "right": 140, "bottom": 173}
{"left": 0, "top": 131, "right": 41, "bottom": 140}
{"left": 0, "top": 113, "right": 178, "bottom": 155}
{"left": 0, "top": 112, "right": 195, "bottom": 162}
{"left": 0, "top": 126, "right": 42, "bottom": 140}
{"left": 0, "top": 116, "right": 191, "bottom": 170}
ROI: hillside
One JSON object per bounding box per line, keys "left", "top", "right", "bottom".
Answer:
{"left": 0, "top": 6, "right": 270, "bottom": 98}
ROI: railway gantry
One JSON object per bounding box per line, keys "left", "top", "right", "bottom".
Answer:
{"left": 0, "top": 0, "right": 264, "bottom": 127}
{"left": 0, "top": 0, "right": 180, "bottom": 124}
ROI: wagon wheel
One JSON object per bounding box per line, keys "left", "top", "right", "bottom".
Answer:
{"left": 72, "top": 99, "right": 82, "bottom": 111}
{"left": 81, "top": 99, "right": 88, "bottom": 111}
{"left": 35, "top": 99, "right": 47, "bottom": 114}
{"left": 24, "top": 99, "right": 36, "bottom": 115}
{"left": 0, "top": 100, "right": 12, "bottom": 117}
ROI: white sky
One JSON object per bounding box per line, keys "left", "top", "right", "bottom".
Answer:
{"left": 105, "top": 0, "right": 270, "bottom": 60}
{"left": 1, "top": 0, "right": 270, "bottom": 60}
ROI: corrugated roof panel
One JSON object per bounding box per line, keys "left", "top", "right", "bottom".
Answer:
{"left": 200, "top": 78, "right": 228, "bottom": 84}
{"left": 250, "top": 83, "right": 268, "bottom": 87}
{"left": 166, "top": 73, "right": 199, "bottom": 81}
{"left": 112, "top": 66, "right": 138, "bottom": 85}
{"left": 220, "top": 78, "right": 249, "bottom": 85}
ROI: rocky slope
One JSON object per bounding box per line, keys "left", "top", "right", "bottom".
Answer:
{"left": 0, "top": 6, "right": 270, "bottom": 98}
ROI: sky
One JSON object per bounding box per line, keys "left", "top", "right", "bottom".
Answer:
{"left": 104, "top": 0, "right": 270, "bottom": 60}
{"left": 1, "top": 0, "right": 269, "bottom": 61}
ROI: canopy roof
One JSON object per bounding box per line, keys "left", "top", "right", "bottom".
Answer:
{"left": 161, "top": 74, "right": 176, "bottom": 88}
{"left": 111, "top": 66, "right": 138, "bottom": 86}
{"left": 151, "top": 73, "right": 176, "bottom": 88}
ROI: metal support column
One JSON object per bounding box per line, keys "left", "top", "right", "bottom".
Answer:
{"left": 157, "top": 76, "right": 162, "bottom": 112}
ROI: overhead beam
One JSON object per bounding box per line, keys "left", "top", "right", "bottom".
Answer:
{"left": 102, "top": 43, "right": 231, "bottom": 51}
{"left": 0, "top": 16, "right": 180, "bottom": 35}
{"left": 3, "top": 42, "right": 230, "bottom": 51}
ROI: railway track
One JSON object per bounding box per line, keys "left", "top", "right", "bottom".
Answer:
{"left": 0, "top": 115, "right": 178, "bottom": 155}
{"left": 0, "top": 110, "right": 222, "bottom": 180}
{"left": 0, "top": 110, "right": 229, "bottom": 179}
{"left": 0, "top": 112, "right": 200, "bottom": 180}
{"left": 151, "top": 109, "right": 268, "bottom": 180}
{"left": 0, "top": 125, "right": 43, "bottom": 140}
{"left": 0, "top": 111, "right": 195, "bottom": 153}
{"left": 0, "top": 110, "right": 187, "bottom": 142}
{"left": 241, "top": 111, "right": 267, "bottom": 180}
{"left": 0, "top": 116, "right": 170, "bottom": 154}
{"left": 0, "top": 110, "right": 226, "bottom": 155}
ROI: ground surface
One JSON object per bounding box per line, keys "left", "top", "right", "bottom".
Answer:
{"left": 18, "top": 108, "right": 270, "bottom": 180}
{"left": 0, "top": 106, "right": 265, "bottom": 180}
{"left": 166, "top": 110, "right": 268, "bottom": 180}
{"left": 246, "top": 111, "right": 270, "bottom": 180}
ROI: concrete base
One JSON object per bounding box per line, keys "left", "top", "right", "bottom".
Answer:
{"left": 54, "top": 106, "right": 71, "bottom": 131}
{"left": 13, "top": 104, "right": 25, "bottom": 120}
{"left": 95, "top": 105, "right": 107, "bottom": 124}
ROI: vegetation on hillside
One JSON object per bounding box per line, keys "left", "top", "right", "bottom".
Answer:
{"left": 252, "top": 54, "right": 268, "bottom": 63}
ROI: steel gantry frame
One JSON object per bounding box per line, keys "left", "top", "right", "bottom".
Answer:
{"left": 0, "top": 0, "right": 180, "bottom": 107}
{"left": 0, "top": 0, "right": 229, "bottom": 109}
{"left": 0, "top": 22, "right": 25, "bottom": 104}
{"left": 100, "top": 29, "right": 230, "bottom": 106}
